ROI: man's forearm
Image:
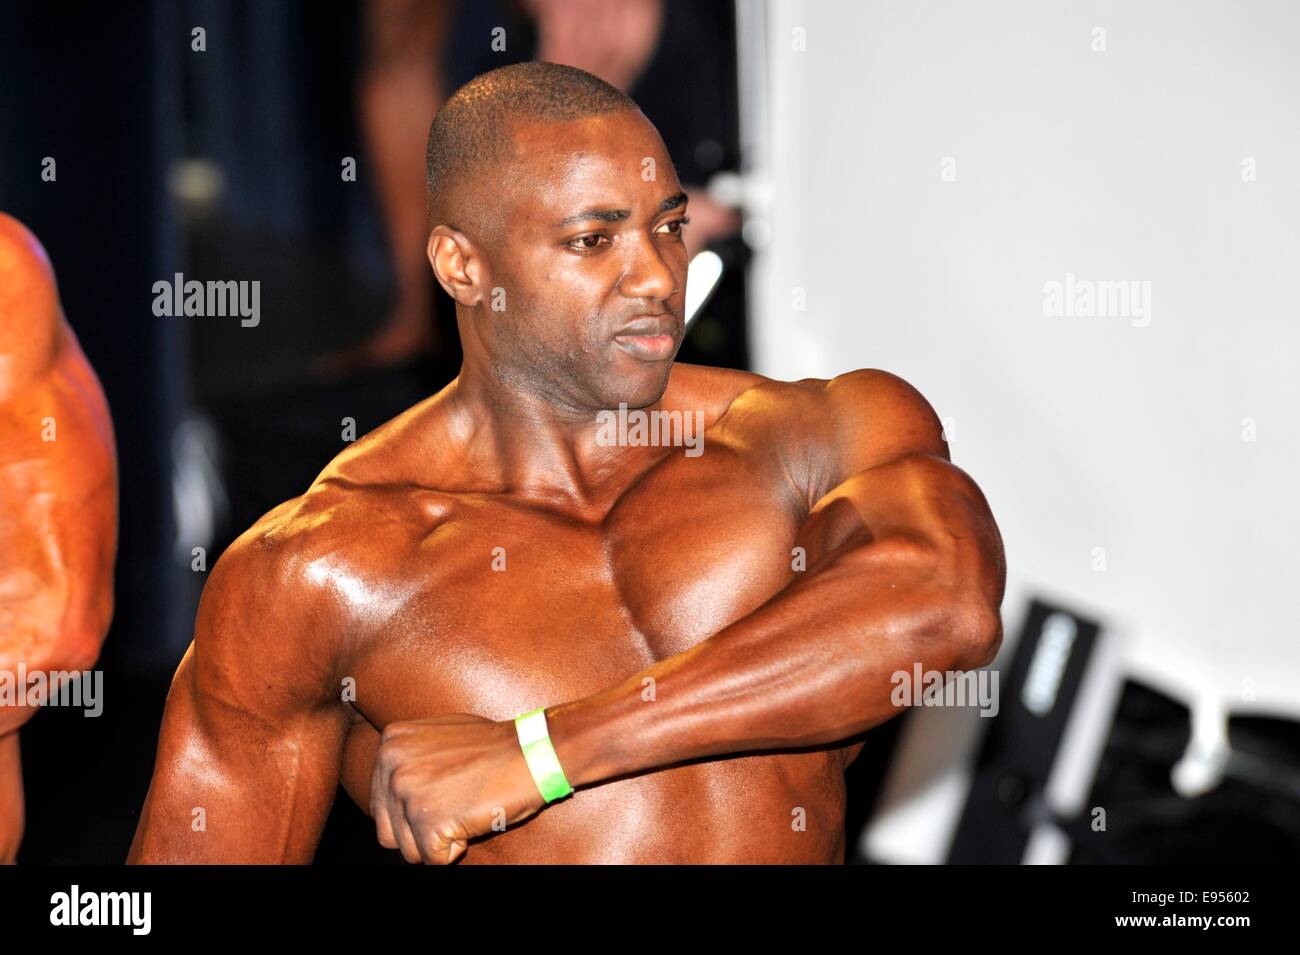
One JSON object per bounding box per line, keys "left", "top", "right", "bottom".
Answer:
{"left": 546, "top": 534, "right": 996, "bottom": 789}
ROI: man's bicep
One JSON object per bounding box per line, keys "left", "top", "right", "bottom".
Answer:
{"left": 129, "top": 549, "right": 350, "bottom": 863}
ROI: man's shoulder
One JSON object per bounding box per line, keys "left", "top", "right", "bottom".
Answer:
{"left": 210, "top": 392, "right": 457, "bottom": 609}
{"left": 800, "top": 368, "right": 949, "bottom": 495}
{"left": 217, "top": 474, "right": 411, "bottom": 595}
{"left": 694, "top": 365, "right": 947, "bottom": 501}
{"left": 186, "top": 490, "right": 357, "bottom": 706}
{"left": 666, "top": 361, "right": 823, "bottom": 429}
{"left": 206, "top": 493, "right": 339, "bottom": 615}
{"left": 666, "top": 361, "right": 770, "bottom": 405}
{"left": 691, "top": 364, "right": 938, "bottom": 442}
{"left": 818, "top": 367, "right": 946, "bottom": 457}
{"left": 194, "top": 483, "right": 390, "bottom": 692}
{"left": 815, "top": 367, "right": 944, "bottom": 432}
{"left": 0, "top": 213, "right": 62, "bottom": 393}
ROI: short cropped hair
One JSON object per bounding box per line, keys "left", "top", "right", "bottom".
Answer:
{"left": 425, "top": 61, "right": 639, "bottom": 236}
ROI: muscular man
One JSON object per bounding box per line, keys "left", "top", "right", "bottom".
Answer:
{"left": 130, "top": 62, "right": 1005, "bottom": 864}
{"left": 0, "top": 213, "right": 118, "bottom": 862}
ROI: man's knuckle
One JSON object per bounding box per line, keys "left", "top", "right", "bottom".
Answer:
{"left": 389, "top": 764, "right": 417, "bottom": 794}
{"left": 380, "top": 722, "right": 409, "bottom": 745}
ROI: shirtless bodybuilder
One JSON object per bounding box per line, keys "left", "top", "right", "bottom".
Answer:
{"left": 129, "top": 63, "right": 1005, "bottom": 864}
{"left": 0, "top": 213, "right": 118, "bottom": 863}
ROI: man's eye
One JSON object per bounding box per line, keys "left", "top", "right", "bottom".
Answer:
{"left": 658, "top": 216, "right": 691, "bottom": 236}
{"left": 567, "top": 234, "right": 608, "bottom": 252}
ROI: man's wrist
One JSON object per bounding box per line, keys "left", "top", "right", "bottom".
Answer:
{"left": 537, "top": 692, "right": 639, "bottom": 790}
{"left": 513, "top": 707, "right": 573, "bottom": 802}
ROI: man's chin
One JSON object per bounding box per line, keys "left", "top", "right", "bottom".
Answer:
{"left": 598, "top": 369, "right": 673, "bottom": 412}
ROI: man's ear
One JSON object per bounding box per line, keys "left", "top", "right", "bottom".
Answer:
{"left": 427, "top": 226, "right": 483, "bottom": 307}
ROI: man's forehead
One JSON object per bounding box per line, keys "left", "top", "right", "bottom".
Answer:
{"left": 494, "top": 113, "right": 679, "bottom": 226}
{"left": 512, "top": 109, "right": 658, "bottom": 151}
{"left": 510, "top": 113, "right": 670, "bottom": 179}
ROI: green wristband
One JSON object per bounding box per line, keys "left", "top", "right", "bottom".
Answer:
{"left": 514, "top": 706, "right": 573, "bottom": 803}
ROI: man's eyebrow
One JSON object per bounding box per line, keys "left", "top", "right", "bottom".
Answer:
{"left": 552, "top": 191, "right": 688, "bottom": 229}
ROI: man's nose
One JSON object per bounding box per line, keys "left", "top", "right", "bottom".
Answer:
{"left": 617, "top": 234, "right": 680, "bottom": 303}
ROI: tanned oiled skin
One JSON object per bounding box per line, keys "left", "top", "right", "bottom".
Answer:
{"left": 129, "top": 109, "right": 1005, "bottom": 864}
{"left": 0, "top": 213, "right": 118, "bottom": 862}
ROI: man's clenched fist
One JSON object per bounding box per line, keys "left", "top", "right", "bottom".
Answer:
{"left": 369, "top": 713, "right": 551, "bottom": 864}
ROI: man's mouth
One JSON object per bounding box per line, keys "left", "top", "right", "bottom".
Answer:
{"left": 613, "top": 332, "right": 676, "bottom": 360}
{"left": 613, "top": 316, "right": 679, "bottom": 361}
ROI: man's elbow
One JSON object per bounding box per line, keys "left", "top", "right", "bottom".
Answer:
{"left": 874, "top": 542, "right": 1003, "bottom": 672}
{"left": 929, "top": 489, "right": 1006, "bottom": 671}
{"left": 917, "top": 549, "right": 1003, "bottom": 673}
{"left": 949, "top": 600, "right": 1003, "bottom": 671}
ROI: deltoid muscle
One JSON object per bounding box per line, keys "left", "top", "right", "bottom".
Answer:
{"left": 0, "top": 212, "right": 118, "bottom": 862}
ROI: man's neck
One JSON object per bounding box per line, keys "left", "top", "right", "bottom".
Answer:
{"left": 443, "top": 366, "right": 668, "bottom": 510}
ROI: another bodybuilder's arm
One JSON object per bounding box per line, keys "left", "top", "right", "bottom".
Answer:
{"left": 0, "top": 213, "right": 117, "bottom": 734}
{"left": 127, "top": 522, "right": 352, "bottom": 863}
{"left": 0, "top": 214, "right": 117, "bottom": 862}
{"left": 546, "top": 368, "right": 1006, "bottom": 786}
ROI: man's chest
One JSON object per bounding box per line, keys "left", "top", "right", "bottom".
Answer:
{"left": 344, "top": 438, "right": 806, "bottom": 728}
